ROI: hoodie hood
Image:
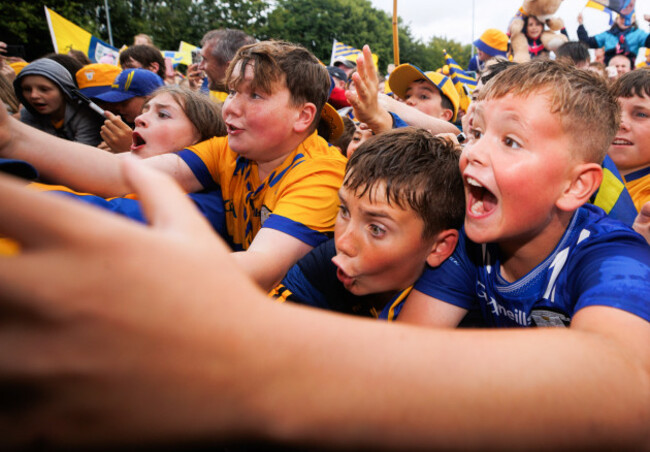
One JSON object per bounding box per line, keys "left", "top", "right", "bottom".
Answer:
{"left": 14, "top": 59, "right": 78, "bottom": 117}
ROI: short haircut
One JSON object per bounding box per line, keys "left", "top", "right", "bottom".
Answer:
{"left": 226, "top": 41, "right": 330, "bottom": 130}
{"left": 202, "top": 29, "right": 256, "bottom": 65}
{"left": 479, "top": 59, "right": 620, "bottom": 164}
{"left": 119, "top": 45, "right": 166, "bottom": 79}
{"left": 555, "top": 41, "right": 590, "bottom": 66}
{"left": 145, "top": 86, "right": 226, "bottom": 141}
{"left": 610, "top": 67, "right": 650, "bottom": 99}
{"left": 343, "top": 127, "right": 465, "bottom": 238}
{"left": 479, "top": 60, "right": 516, "bottom": 85}
{"left": 332, "top": 115, "right": 356, "bottom": 156}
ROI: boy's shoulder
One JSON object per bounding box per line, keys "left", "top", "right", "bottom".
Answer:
{"left": 414, "top": 204, "right": 650, "bottom": 326}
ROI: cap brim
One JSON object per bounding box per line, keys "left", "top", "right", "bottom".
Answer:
{"left": 78, "top": 86, "right": 114, "bottom": 98}
{"left": 388, "top": 64, "right": 429, "bottom": 100}
{"left": 320, "top": 103, "right": 344, "bottom": 142}
{"left": 93, "top": 90, "right": 135, "bottom": 103}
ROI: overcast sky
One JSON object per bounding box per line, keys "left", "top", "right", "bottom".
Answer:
{"left": 368, "top": 0, "right": 650, "bottom": 62}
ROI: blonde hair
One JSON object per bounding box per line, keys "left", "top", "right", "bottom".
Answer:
{"left": 479, "top": 59, "right": 620, "bottom": 163}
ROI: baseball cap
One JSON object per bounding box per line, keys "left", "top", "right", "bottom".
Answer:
{"left": 388, "top": 64, "right": 461, "bottom": 122}
{"left": 474, "top": 29, "right": 509, "bottom": 58}
{"left": 320, "top": 103, "right": 344, "bottom": 142}
{"left": 327, "top": 65, "right": 348, "bottom": 82}
{"left": 94, "top": 68, "right": 164, "bottom": 103}
{"left": 333, "top": 57, "right": 356, "bottom": 69}
{"left": 76, "top": 63, "right": 122, "bottom": 98}
{"left": 9, "top": 61, "right": 28, "bottom": 76}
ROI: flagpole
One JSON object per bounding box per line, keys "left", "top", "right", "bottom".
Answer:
{"left": 104, "top": 0, "right": 114, "bottom": 47}
{"left": 471, "top": 0, "right": 475, "bottom": 58}
{"left": 392, "top": 0, "right": 400, "bottom": 66}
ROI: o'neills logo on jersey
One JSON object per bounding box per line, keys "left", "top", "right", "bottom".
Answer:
{"left": 476, "top": 282, "right": 530, "bottom": 326}
{"left": 260, "top": 206, "right": 271, "bottom": 225}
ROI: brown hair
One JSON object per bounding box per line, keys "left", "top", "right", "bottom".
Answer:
{"left": 344, "top": 127, "right": 464, "bottom": 238}
{"left": 120, "top": 45, "right": 166, "bottom": 79}
{"left": 610, "top": 67, "right": 650, "bottom": 99}
{"left": 479, "top": 59, "right": 620, "bottom": 163}
{"left": 145, "top": 86, "right": 226, "bottom": 141}
{"left": 226, "top": 41, "right": 330, "bottom": 130}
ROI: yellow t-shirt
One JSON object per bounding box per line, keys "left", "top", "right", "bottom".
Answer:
{"left": 178, "top": 132, "right": 346, "bottom": 250}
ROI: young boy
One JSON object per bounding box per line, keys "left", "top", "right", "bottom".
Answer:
{"left": 607, "top": 68, "right": 650, "bottom": 212}
{"left": 0, "top": 41, "right": 346, "bottom": 290}
{"left": 271, "top": 127, "right": 464, "bottom": 320}
{"left": 397, "top": 60, "right": 650, "bottom": 331}
{"left": 387, "top": 64, "right": 460, "bottom": 123}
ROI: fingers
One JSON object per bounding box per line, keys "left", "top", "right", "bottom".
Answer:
{"left": 120, "top": 158, "right": 216, "bottom": 239}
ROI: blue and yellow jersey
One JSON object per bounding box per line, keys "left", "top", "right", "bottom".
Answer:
{"left": 623, "top": 166, "right": 650, "bottom": 211}
{"left": 177, "top": 132, "right": 346, "bottom": 250}
{"left": 269, "top": 239, "right": 412, "bottom": 320}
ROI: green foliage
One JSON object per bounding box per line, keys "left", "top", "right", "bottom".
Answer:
{"left": 0, "top": 0, "right": 473, "bottom": 72}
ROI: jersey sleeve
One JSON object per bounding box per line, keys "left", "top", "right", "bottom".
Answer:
{"left": 413, "top": 232, "right": 479, "bottom": 311}
{"left": 270, "top": 239, "right": 345, "bottom": 310}
{"left": 570, "top": 232, "right": 650, "bottom": 322}
{"left": 176, "top": 136, "right": 229, "bottom": 190}
{"left": 262, "top": 155, "right": 345, "bottom": 246}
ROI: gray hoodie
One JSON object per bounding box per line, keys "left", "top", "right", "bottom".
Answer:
{"left": 14, "top": 59, "right": 103, "bottom": 145}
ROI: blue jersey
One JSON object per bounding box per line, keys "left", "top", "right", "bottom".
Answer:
{"left": 270, "top": 239, "right": 411, "bottom": 320}
{"left": 414, "top": 204, "right": 650, "bottom": 327}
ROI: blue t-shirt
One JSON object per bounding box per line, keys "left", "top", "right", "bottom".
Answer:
{"left": 270, "top": 239, "right": 411, "bottom": 319}
{"left": 414, "top": 204, "right": 650, "bottom": 327}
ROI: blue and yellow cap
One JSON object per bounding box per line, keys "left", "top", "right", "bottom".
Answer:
{"left": 388, "top": 64, "right": 461, "bottom": 122}
{"left": 94, "top": 68, "right": 164, "bottom": 103}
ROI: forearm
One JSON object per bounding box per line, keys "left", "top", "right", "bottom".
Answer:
{"left": 379, "top": 95, "right": 458, "bottom": 134}
{"left": 249, "top": 309, "right": 650, "bottom": 450}
{"left": 5, "top": 116, "right": 129, "bottom": 196}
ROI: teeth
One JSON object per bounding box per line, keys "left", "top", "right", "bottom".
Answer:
{"left": 466, "top": 177, "right": 483, "bottom": 188}
{"left": 470, "top": 200, "right": 484, "bottom": 215}
{"left": 612, "top": 139, "right": 632, "bottom": 145}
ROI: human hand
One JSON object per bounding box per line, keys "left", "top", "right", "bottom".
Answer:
{"left": 632, "top": 201, "right": 650, "bottom": 245}
{"left": 346, "top": 45, "right": 392, "bottom": 134}
{"left": 0, "top": 158, "right": 261, "bottom": 446}
{"left": 644, "top": 13, "right": 650, "bottom": 23}
{"left": 100, "top": 111, "right": 133, "bottom": 153}
{"left": 187, "top": 63, "right": 204, "bottom": 91}
{"left": 577, "top": 12, "right": 584, "bottom": 25}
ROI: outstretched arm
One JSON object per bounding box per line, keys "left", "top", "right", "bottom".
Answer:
{"left": 0, "top": 165, "right": 648, "bottom": 450}
{"left": 0, "top": 104, "right": 201, "bottom": 196}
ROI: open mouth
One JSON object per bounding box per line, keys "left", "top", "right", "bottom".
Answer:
{"left": 611, "top": 137, "right": 633, "bottom": 146}
{"left": 226, "top": 123, "right": 242, "bottom": 134}
{"left": 130, "top": 132, "right": 146, "bottom": 151}
{"left": 466, "top": 176, "right": 497, "bottom": 216}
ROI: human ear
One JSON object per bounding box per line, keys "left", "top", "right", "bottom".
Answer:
{"left": 556, "top": 163, "right": 603, "bottom": 212}
{"left": 439, "top": 108, "right": 453, "bottom": 122}
{"left": 293, "top": 102, "right": 318, "bottom": 133}
{"left": 149, "top": 62, "right": 160, "bottom": 74}
{"left": 425, "top": 229, "right": 459, "bottom": 268}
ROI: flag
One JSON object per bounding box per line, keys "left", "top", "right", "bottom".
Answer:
{"left": 585, "top": 1, "right": 614, "bottom": 25}
{"left": 330, "top": 39, "right": 379, "bottom": 68}
{"left": 443, "top": 51, "right": 477, "bottom": 113}
{"left": 591, "top": 155, "right": 638, "bottom": 226}
{"left": 586, "top": 0, "right": 635, "bottom": 24}
{"left": 44, "top": 6, "right": 119, "bottom": 64}
{"left": 162, "top": 51, "right": 184, "bottom": 67}
{"left": 178, "top": 41, "right": 200, "bottom": 66}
